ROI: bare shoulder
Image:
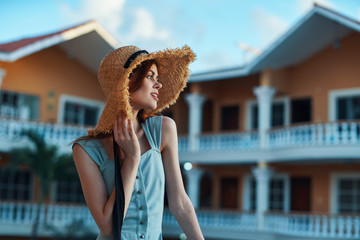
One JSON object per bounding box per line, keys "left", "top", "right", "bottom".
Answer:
{"left": 161, "top": 116, "right": 177, "bottom": 151}
{"left": 161, "top": 116, "right": 177, "bottom": 132}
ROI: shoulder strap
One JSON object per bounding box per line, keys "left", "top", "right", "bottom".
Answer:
{"left": 112, "top": 136, "right": 124, "bottom": 240}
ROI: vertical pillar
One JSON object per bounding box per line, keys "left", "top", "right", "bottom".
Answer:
{"left": 0, "top": 69, "right": 5, "bottom": 90}
{"left": 253, "top": 86, "right": 276, "bottom": 149}
{"left": 253, "top": 164, "right": 273, "bottom": 230}
{"left": 185, "top": 93, "right": 206, "bottom": 151}
{"left": 183, "top": 168, "right": 204, "bottom": 209}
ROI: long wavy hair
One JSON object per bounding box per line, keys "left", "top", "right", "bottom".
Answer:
{"left": 74, "top": 59, "right": 157, "bottom": 142}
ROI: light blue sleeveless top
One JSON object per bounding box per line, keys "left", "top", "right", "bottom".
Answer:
{"left": 77, "top": 116, "right": 164, "bottom": 240}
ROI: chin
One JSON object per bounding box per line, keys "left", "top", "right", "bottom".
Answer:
{"left": 143, "top": 104, "right": 157, "bottom": 111}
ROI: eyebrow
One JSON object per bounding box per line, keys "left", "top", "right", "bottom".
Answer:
{"left": 149, "top": 70, "right": 159, "bottom": 79}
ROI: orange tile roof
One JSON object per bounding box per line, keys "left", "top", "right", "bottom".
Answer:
{"left": 0, "top": 20, "right": 95, "bottom": 53}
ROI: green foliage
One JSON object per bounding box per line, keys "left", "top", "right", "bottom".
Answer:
{"left": 7, "top": 130, "right": 78, "bottom": 193}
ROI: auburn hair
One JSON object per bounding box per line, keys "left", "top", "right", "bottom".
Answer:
{"left": 74, "top": 60, "right": 158, "bottom": 142}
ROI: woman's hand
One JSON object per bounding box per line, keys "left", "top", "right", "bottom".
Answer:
{"left": 113, "top": 112, "right": 141, "bottom": 160}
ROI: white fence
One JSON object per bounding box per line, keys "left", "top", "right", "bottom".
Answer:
{"left": 178, "top": 132, "right": 259, "bottom": 152}
{"left": 2, "top": 202, "right": 360, "bottom": 239}
{"left": 269, "top": 121, "right": 360, "bottom": 149}
{"left": 266, "top": 213, "right": 360, "bottom": 239}
{"left": 163, "top": 209, "right": 257, "bottom": 231}
{"left": 0, "top": 202, "right": 95, "bottom": 227}
{"left": 0, "top": 117, "right": 87, "bottom": 152}
{"left": 1, "top": 118, "right": 360, "bottom": 155}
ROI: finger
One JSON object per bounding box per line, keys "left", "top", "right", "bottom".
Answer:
{"left": 118, "top": 113, "right": 125, "bottom": 140}
{"left": 128, "top": 119, "right": 136, "bottom": 139}
{"left": 122, "top": 115, "right": 130, "bottom": 139}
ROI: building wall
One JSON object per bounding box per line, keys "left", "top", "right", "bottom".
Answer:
{"left": 0, "top": 46, "right": 104, "bottom": 122}
{"left": 203, "top": 162, "right": 360, "bottom": 213}
{"left": 174, "top": 32, "right": 360, "bottom": 135}
{"left": 271, "top": 32, "right": 360, "bottom": 123}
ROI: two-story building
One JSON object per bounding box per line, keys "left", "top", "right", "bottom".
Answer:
{"left": 164, "top": 4, "right": 360, "bottom": 240}
{"left": 0, "top": 20, "right": 115, "bottom": 239}
{"left": 1, "top": 4, "right": 360, "bottom": 240}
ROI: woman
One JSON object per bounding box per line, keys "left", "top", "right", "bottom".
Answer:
{"left": 73, "top": 45, "right": 204, "bottom": 240}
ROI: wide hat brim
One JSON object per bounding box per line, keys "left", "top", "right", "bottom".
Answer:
{"left": 88, "top": 45, "right": 196, "bottom": 136}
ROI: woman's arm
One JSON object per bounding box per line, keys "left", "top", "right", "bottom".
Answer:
{"left": 73, "top": 114, "right": 140, "bottom": 237}
{"left": 161, "top": 117, "right": 204, "bottom": 240}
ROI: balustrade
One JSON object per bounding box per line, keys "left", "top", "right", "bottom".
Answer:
{"left": 1, "top": 118, "right": 360, "bottom": 155}
{"left": 265, "top": 213, "right": 360, "bottom": 239}
{"left": 2, "top": 202, "right": 360, "bottom": 239}
{"left": 269, "top": 121, "right": 360, "bottom": 149}
{"left": 0, "top": 118, "right": 88, "bottom": 152}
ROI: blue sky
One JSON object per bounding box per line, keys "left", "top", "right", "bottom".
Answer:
{"left": 0, "top": 0, "right": 359, "bottom": 73}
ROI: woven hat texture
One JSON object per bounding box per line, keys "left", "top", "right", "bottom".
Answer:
{"left": 88, "top": 45, "right": 196, "bottom": 136}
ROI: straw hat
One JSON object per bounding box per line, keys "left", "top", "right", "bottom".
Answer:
{"left": 87, "top": 45, "right": 196, "bottom": 136}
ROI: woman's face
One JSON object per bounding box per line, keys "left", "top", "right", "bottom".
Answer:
{"left": 130, "top": 64, "right": 162, "bottom": 111}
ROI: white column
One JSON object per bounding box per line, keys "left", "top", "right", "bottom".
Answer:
{"left": 185, "top": 93, "right": 206, "bottom": 151}
{"left": 253, "top": 86, "right": 276, "bottom": 148}
{"left": 0, "top": 69, "right": 5, "bottom": 89}
{"left": 253, "top": 165, "right": 273, "bottom": 230}
{"left": 183, "top": 168, "right": 204, "bottom": 209}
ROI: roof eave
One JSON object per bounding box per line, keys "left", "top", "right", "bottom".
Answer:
{"left": 0, "top": 21, "right": 118, "bottom": 62}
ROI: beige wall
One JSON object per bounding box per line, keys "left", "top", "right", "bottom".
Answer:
{"left": 174, "top": 75, "right": 259, "bottom": 133}
{"left": 202, "top": 162, "right": 360, "bottom": 213}
{"left": 0, "top": 46, "right": 104, "bottom": 122}
{"left": 274, "top": 163, "right": 360, "bottom": 213}
{"left": 271, "top": 32, "right": 360, "bottom": 123}
{"left": 174, "top": 32, "right": 360, "bottom": 134}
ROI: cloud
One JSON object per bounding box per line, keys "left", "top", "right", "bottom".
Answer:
{"left": 195, "top": 51, "right": 234, "bottom": 72}
{"left": 250, "top": 7, "right": 289, "bottom": 49}
{"left": 58, "top": 0, "right": 125, "bottom": 34}
{"left": 58, "top": 0, "right": 172, "bottom": 46}
{"left": 296, "top": 0, "right": 336, "bottom": 14}
{"left": 123, "top": 8, "right": 170, "bottom": 43}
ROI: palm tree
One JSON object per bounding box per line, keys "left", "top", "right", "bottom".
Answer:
{"left": 7, "top": 130, "right": 77, "bottom": 240}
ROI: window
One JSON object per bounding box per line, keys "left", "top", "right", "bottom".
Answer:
{"left": 337, "top": 96, "right": 360, "bottom": 120}
{"left": 199, "top": 172, "right": 213, "bottom": 208}
{"left": 64, "top": 102, "right": 98, "bottom": 126}
{"left": 270, "top": 179, "right": 285, "bottom": 210}
{"left": 329, "top": 88, "right": 360, "bottom": 121}
{"left": 54, "top": 180, "right": 85, "bottom": 203}
{"left": 221, "top": 105, "right": 239, "bottom": 130}
{"left": 291, "top": 98, "right": 312, "bottom": 123}
{"left": 337, "top": 178, "right": 360, "bottom": 214}
{"left": 272, "top": 102, "right": 285, "bottom": 127}
{"left": 202, "top": 100, "right": 213, "bottom": 132}
{"left": 59, "top": 95, "right": 103, "bottom": 126}
{"left": 0, "top": 168, "right": 33, "bottom": 201}
{"left": 245, "top": 175, "right": 289, "bottom": 211}
{"left": 220, "top": 177, "right": 238, "bottom": 209}
{"left": 247, "top": 98, "right": 289, "bottom": 130}
{"left": 0, "top": 90, "right": 39, "bottom": 120}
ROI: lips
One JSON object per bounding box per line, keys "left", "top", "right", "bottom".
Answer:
{"left": 151, "top": 93, "right": 159, "bottom": 101}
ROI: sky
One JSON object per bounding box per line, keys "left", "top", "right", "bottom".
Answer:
{"left": 0, "top": 0, "right": 359, "bottom": 73}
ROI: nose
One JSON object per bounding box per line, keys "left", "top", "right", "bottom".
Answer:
{"left": 154, "top": 81, "right": 162, "bottom": 89}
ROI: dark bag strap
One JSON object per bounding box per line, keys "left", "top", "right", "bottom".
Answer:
{"left": 113, "top": 136, "right": 125, "bottom": 240}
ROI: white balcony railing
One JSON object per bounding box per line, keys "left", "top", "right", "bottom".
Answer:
{"left": 2, "top": 202, "right": 360, "bottom": 239}
{"left": 163, "top": 209, "right": 257, "bottom": 231}
{"left": 266, "top": 213, "right": 360, "bottom": 239}
{"left": 0, "top": 117, "right": 88, "bottom": 152}
{"left": 1, "top": 118, "right": 359, "bottom": 156}
{"left": 179, "top": 132, "right": 259, "bottom": 152}
{"left": 0, "top": 202, "right": 95, "bottom": 226}
{"left": 269, "top": 121, "right": 360, "bottom": 149}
